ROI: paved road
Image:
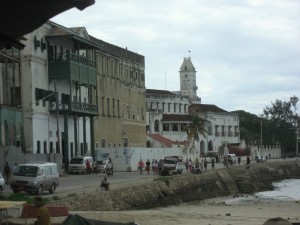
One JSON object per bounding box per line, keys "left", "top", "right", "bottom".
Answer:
{"left": 1, "top": 158, "right": 296, "bottom": 198}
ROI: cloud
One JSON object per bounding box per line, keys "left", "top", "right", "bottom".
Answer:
{"left": 52, "top": 0, "right": 300, "bottom": 115}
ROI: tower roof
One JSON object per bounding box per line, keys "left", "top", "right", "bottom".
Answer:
{"left": 180, "top": 57, "right": 195, "bottom": 71}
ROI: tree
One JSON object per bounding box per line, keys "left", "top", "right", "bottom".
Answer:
{"left": 263, "top": 96, "right": 300, "bottom": 155}
{"left": 185, "top": 115, "right": 207, "bottom": 152}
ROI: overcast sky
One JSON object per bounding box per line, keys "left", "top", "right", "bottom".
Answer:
{"left": 52, "top": 0, "right": 300, "bottom": 115}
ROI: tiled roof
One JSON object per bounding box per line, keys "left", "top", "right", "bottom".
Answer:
{"left": 188, "top": 104, "right": 227, "bottom": 113}
{"left": 147, "top": 134, "right": 188, "bottom": 147}
{"left": 161, "top": 114, "right": 193, "bottom": 122}
{"left": 146, "top": 89, "right": 176, "bottom": 96}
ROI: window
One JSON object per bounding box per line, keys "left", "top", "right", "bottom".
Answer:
{"left": 50, "top": 142, "right": 53, "bottom": 153}
{"left": 154, "top": 120, "right": 159, "bottom": 132}
{"left": 117, "top": 100, "right": 120, "bottom": 117}
{"left": 43, "top": 140, "right": 47, "bottom": 153}
{"left": 174, "top": 103, "right": 176, "bottom": 113}
{"left": 172, "top": 124, "right": 178, "bottom": 131}
{"left": 37, "top": 141, "right": 41, "bottom": 153}
{"left": 168, "top": 103, "right": 171, "bottom": 113}
{"left": 107, "top": 98, "right": 110, "bottom": 116}
{"left": 163, "top": 123, "right": 169, "bottom": 131}
{"left": 141, "top": 107, "right": 145, "bottom": 120}
{"left": 101, "top": 97, "right": 105, "bottom": 115}
{"left": 101, "top": 139, "right": 106, "bottom": 148}
{"left": 127, "top": 105, "right": 130, "bottom": 120}
{"left": 132, "top": 105, "right": 135, "bottom": 120}
{"left": 123, "top": 138, "right": 128, "bottom": 147}
{"left": 112, "top": 99, "right": 115, "bottom": 116}
{"left": 44, "top": 166, "right": 51, "bottom": 175}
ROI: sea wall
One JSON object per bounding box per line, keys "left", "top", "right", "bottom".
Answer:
{"left": 56, "top": 160, "right": 300, "bottom": 211}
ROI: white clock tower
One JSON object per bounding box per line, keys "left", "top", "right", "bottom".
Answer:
{"left": 179, "top": 57, "right": 198, "bottom": 99}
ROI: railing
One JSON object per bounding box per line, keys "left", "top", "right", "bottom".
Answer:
{"left": 49, "top": 52, "right": 96, "bottom": 68}
{"left": 50, "top": 101, "right": 98, "bottom": 114}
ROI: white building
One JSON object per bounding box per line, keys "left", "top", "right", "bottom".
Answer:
{"left": 146, "top": 57, "right": 240, "bottom": 157}
{"left": 19, "top": 21, "right": 98, "bottom": 168}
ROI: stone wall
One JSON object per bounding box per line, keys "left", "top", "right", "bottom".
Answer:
{"left": 55, "top": 160, "right": 300, "bottom": 211}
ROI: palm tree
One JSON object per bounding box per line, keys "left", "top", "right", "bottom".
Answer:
{"left": 185, "top": 115, "right": 207, "bottom": 152}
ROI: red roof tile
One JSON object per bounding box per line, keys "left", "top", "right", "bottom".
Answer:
{"left": 147, "top": 134, "right": 188, "bottom": 147}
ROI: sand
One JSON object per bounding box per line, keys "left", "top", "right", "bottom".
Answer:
{"left": 14, "top": 195, "right": 299, "bottom": 225}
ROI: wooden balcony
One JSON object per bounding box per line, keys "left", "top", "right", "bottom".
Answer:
{"left": 49, "top": 100, "right": 98, "bottom": 116}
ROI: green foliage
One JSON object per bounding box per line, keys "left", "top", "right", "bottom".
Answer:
{"left": 0, "top": 193, "right": 48, "bottom": 205}
{"left": 234, "top": 96, "right": 299, "bottom": 156}
{"left": 185, "top": 115, "right": 207, "bottom": 151}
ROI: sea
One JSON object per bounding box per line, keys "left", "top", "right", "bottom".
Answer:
{"left": 223, "top": 178, "right": 300, "bottom": 204}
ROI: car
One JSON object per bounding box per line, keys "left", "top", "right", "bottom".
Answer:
{"left": 68, "top": 156, "right": 94, "bottom": 174}
{"left": 258, "top": 157, "right": 266, "bottom": 162}
{"left": 227, "top": 154, "right": 237, "bottom": 164}
{"left": 9, "top": 162, "right": 59, "bottom": 195}
{"left": 97, "top": 160, "right": 110, "bottom": 173}
{"left": 0, "top": 172, "right": 4, "bottom": 192}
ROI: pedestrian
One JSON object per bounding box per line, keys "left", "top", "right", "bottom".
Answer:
{"left": 137, "top": 159, "right": 144, "bottom": 175}
{"left": 100, "top": 176, "right": 110, "bottom": 190}
{"left": 204, "top": 158, "right": 208, "bottom": 172}
{"left": 238, "top": 156, "right": 241, "bottom": 166}
{"left": 92, "top": 160, "right": 97, "bottom": 175}
{"left": 200, "top": 159, "right": 204, "bottom": 171}
{"left": 13, "top": 163, "right": 18, "bottom": 172}
{"left": 246, "top": 155, "right": 250, "bottom": 169}
{"left": 185, "top": 158, "right": 189, "bottom": 173}
{"left": 211, "top": 158, "right": 215, "bottom": 170}
{"left": 34, "top": 196, "right": 51, "bottom": 225}
{"left": 4, "top": 162, "right": 11, "bottom": 185}
{"left": 158, "top": 159, "right": 163, "bottom": 175}
{"left": 85, "top": 160, "right": 91, "bottom": 175}
{"left": 153, "top": 160, "right": 158, "bottom": 175}
{"left": 188, "top": 158, "right": 193, "bottom": 172}
{"left": 146, "top": 159, "right": 151, "bottom": 175}
{"left": 151, "top": 159, "right": 155, "bottom": 174}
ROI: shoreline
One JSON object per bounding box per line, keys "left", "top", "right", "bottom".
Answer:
{"left": 12, "top": 196, "right": 300, "bottom": 225}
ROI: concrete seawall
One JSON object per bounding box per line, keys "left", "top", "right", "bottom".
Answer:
{"left": 55, "top": 160, "right": 300, "bottom": 211}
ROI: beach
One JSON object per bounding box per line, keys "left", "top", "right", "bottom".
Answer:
{"left": 17, "top": 196, "right": 298, "bottom": 225}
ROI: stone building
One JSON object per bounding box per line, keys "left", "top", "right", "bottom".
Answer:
{"left": 1, "top": 20, "right": 146, "bottom": 171}
{"left": 90, "top": 37, "right": 146, "bottom": 148}
{"left": 146, "top": 57, "right": 240, "bottom": 156}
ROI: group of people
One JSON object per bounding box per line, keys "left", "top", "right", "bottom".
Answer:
{"left": 137, "top": 159, "right": 165, "bottom": 175}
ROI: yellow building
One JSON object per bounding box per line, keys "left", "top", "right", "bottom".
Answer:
{"left": 90, "top": 37, "right": 146, "bottom": 148}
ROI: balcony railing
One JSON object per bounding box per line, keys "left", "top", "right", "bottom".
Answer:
{"left": 49, "top": 101, "right": 98, "bottom": 115}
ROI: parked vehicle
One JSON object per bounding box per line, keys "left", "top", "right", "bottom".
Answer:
{"left": 0, "top": 172, "right": 4, "bottom": 192}
{"left": 162, "top": 156, "right": 185, "bottom": 175}
{"left": 9, "top": 162, "right": 59, "bottom": 195}
{"left": 227, "top": 154, "right": 237, "bottom": 164}
{"left": 97, "top": 160, "right": 110, "bottom": 173}
{"left": 68, "top": 156, "right": 93, "bottom": 174}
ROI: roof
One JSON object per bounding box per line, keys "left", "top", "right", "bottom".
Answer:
{"left": 0, "top": 0, "right": 95, "bottom": 50}
{"left": 180, "top": 57, "right": 196, "bottom": 71}
{"left": 161, "top": 114, "right": 193, "bottom": 122}
{"left": 147, "top": 134, "right": 188, "bottom": 147}
{"left": 188, "top": 104, "right": 228, "bottom": 113}
{"left": 146, "top": 89, "right": 177, "bottom": 96}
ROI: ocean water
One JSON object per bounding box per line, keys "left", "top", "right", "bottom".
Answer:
{"left": 223, "top": 179, "right": 300, "bottom": 205}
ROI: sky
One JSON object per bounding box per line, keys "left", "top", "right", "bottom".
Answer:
{"left": 52, "top": 0, "right": 300, "bottom": 115}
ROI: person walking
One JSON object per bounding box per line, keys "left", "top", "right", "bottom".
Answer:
{"left": 85, "top": 160, "right": 91, "bottom": 175}
{"left": 246, "top": 155, "right": 251, "bottom": 169}
{"left": 204, "top": 158, "right": 208, "bottom": 172}
{"left": 158, "top": 159, "right": 163, "bottom": 175}
{"left": 211, "top": 158, "right": 215, "bottom": 170}
{"left": 188, "top": 158, "right": 193, "bottom": 173}
{"left": 92, "top": 160, "right": 97, "bottom": 175}
{"left": 238, "top": 156, "right": 241, "bottom": 166}
{"left": 145, "top": 159, "right": 151, "bottom": 175}
{"left": 138, "top": 159, "right": 144, "bottom": 175}
{"left": 4, "top": 162, "right": 11, "bottom": 185}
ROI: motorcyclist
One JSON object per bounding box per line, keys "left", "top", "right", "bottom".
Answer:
{"left": 106, "top": 159, "right": 113, "bottom": 176}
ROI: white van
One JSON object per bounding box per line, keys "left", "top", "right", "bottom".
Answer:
{"left": 9, "top": 162, "right": 59, "bottom": 195}
{"left": 68, "top": 156, "right": 93, "bottom": 174}
{"left": 227, "top": 154, "right": 237, "bottom": 164}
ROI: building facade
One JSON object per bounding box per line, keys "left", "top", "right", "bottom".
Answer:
{"left": 146, "top": 57, "right": 240, "bottom": 157}
{"left": 91, "top": 37, "right": 146, "bottom": 148}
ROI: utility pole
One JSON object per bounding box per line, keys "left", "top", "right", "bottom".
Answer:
{"left": 260, "top": 120, "right": 263, "bottom": 158}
